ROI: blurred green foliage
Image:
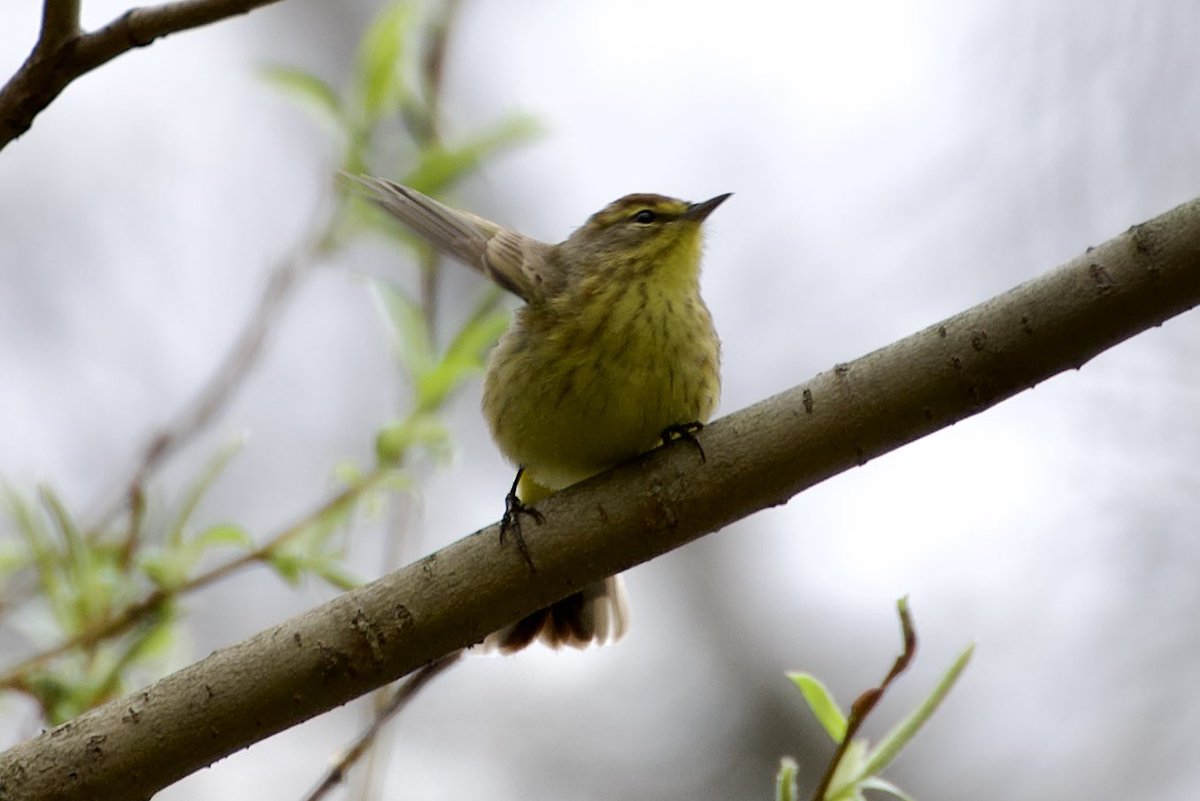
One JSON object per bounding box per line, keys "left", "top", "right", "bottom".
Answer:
{"left": 0, "top": 0, "right": 535, "bottom": 728}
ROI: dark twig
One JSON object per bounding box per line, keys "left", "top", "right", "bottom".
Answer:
{"left": 411, "top": 0, "right": 461, "bottom": 337}
{"left": 1, "top": 0, "right": 289, "bottom": 150}
{"left": 301, "top": 650, "right": 463, "bottom": 801}
{"left": 808, "top": 600, "right": 917, "bottom": 801}
{"left": 418, "top": 0, "right": 461, "bottom": 143}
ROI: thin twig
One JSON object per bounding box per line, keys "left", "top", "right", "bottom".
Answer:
{"left": 411, "top": 0, "right": 461, "bottom": 338}
{"left": 1, "top": 0, "right": 289, "bottom": 149}
{"left": 88, "top": 227, "right": 321, "bottom": 533}
{"left": 419, "top": 0, "right": 461, "bottom": 143}
{"left": 808, "top": 601, "right": 917, "bottom": 801}
{"left": 302, "top": 650, "right": 463, "bottom": 801}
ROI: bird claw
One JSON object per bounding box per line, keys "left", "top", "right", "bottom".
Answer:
{"left": 660, "top": 421, "right": 706, "bottom": 463}
{"left": 500, "top": 469, "right": 542, "bottom": 573}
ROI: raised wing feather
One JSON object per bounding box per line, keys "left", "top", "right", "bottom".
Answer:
{"left": 346, "top": 175, "right": 558, "bottom": 303}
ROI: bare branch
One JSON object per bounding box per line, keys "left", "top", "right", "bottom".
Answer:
{"left": 2, "top": 195, "right": 1199, "bottom": 801}
{"left": 0, "top": 0, "right": 288, "bottom": 150}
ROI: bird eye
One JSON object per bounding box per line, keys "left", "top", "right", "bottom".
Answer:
{"left": 632, "top": 209, "right": 657, "bottom": 224}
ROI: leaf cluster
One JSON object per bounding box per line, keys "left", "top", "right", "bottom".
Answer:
{"left": 776, "top": 599, "right": 974, "bottom": 801}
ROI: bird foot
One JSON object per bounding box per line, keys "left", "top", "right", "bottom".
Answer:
{"left": 500, "top": 468, "right": 543, "bottom": 573}
{"left": 660, "top": 421, "right": 706, "bottom": 463}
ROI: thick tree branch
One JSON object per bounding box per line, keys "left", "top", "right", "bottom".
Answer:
{"left": 0, "top": 0, "right": 287, "bottom": 150}
{"left": 2, "top": 196, "right": 1199, "bottom": 801}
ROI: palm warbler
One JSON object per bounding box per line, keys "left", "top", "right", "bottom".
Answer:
{"left": 354, "top": 176, "right": 727, "bottom": 652}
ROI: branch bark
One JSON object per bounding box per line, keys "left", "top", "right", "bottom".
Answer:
{"left": 2, "top": 196, "right": 1199, "bottom": 801}
{"left": 39, "top": 0, "right": 81, "bottom": 50}
{"left": 0, "top": 0, "right": 287, "bottom": 150}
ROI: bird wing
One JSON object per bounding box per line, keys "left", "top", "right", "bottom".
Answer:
{"left": 346, "top": 175, "right": 558, "bottom": 304}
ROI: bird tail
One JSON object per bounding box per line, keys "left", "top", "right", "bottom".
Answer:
{"left": 339, "top": 173, "right": 553, "bottom": 302}
{"left": 484, "top": 575, "right": 630, "bottom": 653}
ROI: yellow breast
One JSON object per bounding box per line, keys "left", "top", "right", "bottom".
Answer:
{"left": 482, "top": 275, "right": 720, "bottom": 490}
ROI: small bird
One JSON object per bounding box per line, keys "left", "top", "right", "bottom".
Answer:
{"left": 352, "top": 176, "right": 727, "bottom": 652}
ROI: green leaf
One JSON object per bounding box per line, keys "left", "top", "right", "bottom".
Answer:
{"left": 40, "top": 486, "right": 114, "bottom": 634}
{"left": 858, "top": 777, "right": 916, "bottom": 801}
{"left": 332, "top": 460, "right": 365, "bottom": 486}
{"left": 353, "top": 0, "right": 414, "bottom": 125}
{"left": 460, "top": 284, "right": 509, "bottom": 329}
{"left": 194, "top": 524, "right": 251, "bottom": 550}
{"left": 375, "top": 423, "right": 409, "bottom": 465}
{"left": 443, "top": 305, "right": 510, "bottom": 368}
{"left": 38, "top": 486, "right": 82, "bottom": 573}
{"left": 10, "top": 488, "right": 71, "bottom": 630}
{"left": 373, "top": 281, "right": 434, "bottom": 378}
{"left": 789, "top": 672, "right": 848, "bottom": 743}
{"left": 415, "top": 294, "right": 510, "bottom": 412}
{"left": 310, "top": 559, "right": 361, "bottom": 592}
{"left": 375, "top": 415, "right": 450, "bottom": 465}
{"left": 402, "top": 116, "right": 542, "bottom": 195}
{"left": 826, "top": 739, "right": 868, "bottom": 801}
{"left": 309, "top": 492, "right": 359, "bottom": 535}
{"left": 96, "top": 602, "right": 178, "bottom": 696}
{"left": 414, "top": 356, "right": 482, "bottom": 412}
{"left": 259, "top": 64, "right": 346, "bottom": 139}
{"left": 168, "top": 438, "right": 244, "bottom": 548}
{"left": 858, "top": 644, "right": 974, "bottom": 779}
{"left": 139, "top": 552, "right": 182, "bottom": 591}
{"left": 131, "top": 612, "right": 178, "bottom": 663}
{"left": 265, "top": 549, "right": 305, "bottom": 587}
{"left": 140, "top": 533, "right": 223, "bottom": 590}
{"left": 0, "top": 537, "right": 26, "bottom": 577}
{"left": 25, "top": 669, "right": 80, "bottom": 725}
{"left": 775, "top": 757, "right": 799, "bottom": 801}
{"left": 2, "top": 487, "right": 40, "bottom": 576}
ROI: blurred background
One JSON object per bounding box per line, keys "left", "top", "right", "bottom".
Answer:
{"left": 3, "top": 1, "right": 1200, "bottom": 799}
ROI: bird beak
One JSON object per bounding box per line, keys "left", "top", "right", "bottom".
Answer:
{"left": 683, "top": 193, "right": 733, "bottom": 222}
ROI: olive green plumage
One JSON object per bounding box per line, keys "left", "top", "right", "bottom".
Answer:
{"left": 354, "top": 176, "right": 727, "bottom": 651}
